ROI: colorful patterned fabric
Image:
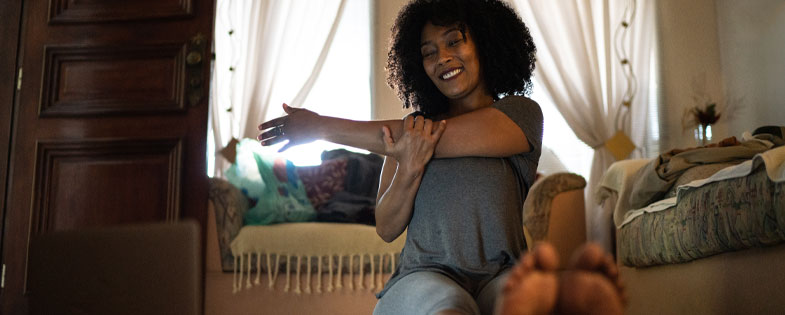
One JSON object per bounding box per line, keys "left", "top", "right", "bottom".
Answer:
{"left": 619, "top": 166, "right": 785, "bottom": 267}
{"left": 209, "top": 177, "right": 249, "bottom": 272}
{"left": 296, "top": 158, "right": 348, "bottom": 210}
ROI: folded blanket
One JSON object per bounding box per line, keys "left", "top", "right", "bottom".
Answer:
{"left": 627, "top": 137, "right": 772, "bottom": 209}
{"left": 619, "top": 145, "right": 785, "bottom": 227}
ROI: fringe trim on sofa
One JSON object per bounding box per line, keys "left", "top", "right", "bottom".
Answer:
{"left": 232, "top": 252, "right": 398, "bottom": 294}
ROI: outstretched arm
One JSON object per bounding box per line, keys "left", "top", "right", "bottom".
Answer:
{"left": 258, "top": 101, "right": 533, "bottom": 158}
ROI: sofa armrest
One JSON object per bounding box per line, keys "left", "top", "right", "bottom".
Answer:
{"left": 523, "top": 172, "right": 586, "bottom": 267}
{"left": 546, "top": 188, "right": 586, "bottom": 268}
{"left": 596, "top": 159, "right": 650, "bottom": 228}
{"left": 208, "top": 177, "right": 250, "bottom": 272}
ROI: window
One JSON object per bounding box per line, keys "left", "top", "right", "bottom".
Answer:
{"left": 264, "top": 0, "right": 371, "bottom": 166}
{"left": 208, "top": 0, "right": 371, "bottom": 175}
{"left": 530, "top": 81, "right": 594, "bottom": 180}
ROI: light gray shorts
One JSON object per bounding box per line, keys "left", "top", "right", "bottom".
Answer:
{"left": 373, "top": 271, "right": 509, "bottom": 315}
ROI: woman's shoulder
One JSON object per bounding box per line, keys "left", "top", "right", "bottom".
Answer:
{"left": 493, "top": 96, "right": 542, "bottom": 115}
{"left": 404, "top": 110, "right": 448, "bottom": 121}
{"left": 494, "top": 95, "right": 539, "bottom": 107}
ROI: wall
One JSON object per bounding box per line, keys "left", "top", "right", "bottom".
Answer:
{"left": 716, "top": 0, "right": 785, "bottom": 137}
{"left": 374, "top": 0, "right": 785, "bottom": 146}
{"left": 371, "top": 0, "right": 410, "bottom": 120}
{"left": 657, "top": 0, "right": 785, "bottom": 150}
{"left": 655, "top": 0, "right": 726, "bottom": 150}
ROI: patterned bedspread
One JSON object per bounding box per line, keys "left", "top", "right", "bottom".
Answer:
{"left": 618, "top": 165, "right": 785, "bottom": 267}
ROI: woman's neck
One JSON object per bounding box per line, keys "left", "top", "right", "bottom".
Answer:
{"left": 447, "top": 92, "right": 495, "bottom": 117}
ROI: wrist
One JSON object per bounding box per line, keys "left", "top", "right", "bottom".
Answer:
{"left": 313, "top": 114, "right": 327, "bottom": 139}
{"left": 396, "top": 163, "right": 424, "bottom": 182}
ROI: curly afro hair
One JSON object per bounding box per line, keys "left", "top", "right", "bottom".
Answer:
{"left": 387, "top": 0, "right": 537, "bottom": 117}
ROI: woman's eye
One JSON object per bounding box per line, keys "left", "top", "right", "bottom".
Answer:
{"left": 422, "top": 51, "right": 434, "bottom": 58}
{"left": 448, "top": 39, "right": 462, "bottom": 46}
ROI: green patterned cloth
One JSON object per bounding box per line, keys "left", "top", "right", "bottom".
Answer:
{"left": 619, "top": 165, "right": 785, "bottom": 267}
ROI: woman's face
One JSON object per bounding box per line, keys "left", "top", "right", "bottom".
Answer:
{"left": 420, "top": 22, "right": 487, "bottom": 102}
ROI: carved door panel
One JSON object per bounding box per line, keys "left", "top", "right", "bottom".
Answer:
{"left": 1, "top": 0, "right": 215, "bottom": 313}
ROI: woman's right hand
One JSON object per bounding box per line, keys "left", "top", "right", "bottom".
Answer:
{"left": 382, "top": 115, "right": 446, "bottom": 177}
{"left": 258, "top": 103, "right": 322, "bottom": 152}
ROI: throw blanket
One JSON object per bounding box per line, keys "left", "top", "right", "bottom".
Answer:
{"left": 619, "top": 145, "right": 785, "bottom": 227}
{"left": 628, "top": 136, "right": 772, "bottom": 209}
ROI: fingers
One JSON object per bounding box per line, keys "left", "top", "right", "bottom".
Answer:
{"left": 258, "top": 128, "right": 281, "bottom": 142}
{"left": 282, "top": 102, "right": 298, "bottom": 114}
{"left": 382, "top": 125, "right": 395, "bottom": 147}
{"left": 261, "top": 135, "right": 287, "bottom": 147}
{"left": 259, "top": 116, "right": 286, "bottom": 131}
{"left": 403, "top": 115, "right": 415, "bottom": 130}
{"left": 432, "top": 120, "right": 447, "bottom": 139}
{"left": 413, "top": 115, "right": 425, "bottom": 131}
{"left": 258, "top": 103, "right": 297, "bottom": 131}
{"left": 423, "top": 119, "right": 433, "bottom": 134}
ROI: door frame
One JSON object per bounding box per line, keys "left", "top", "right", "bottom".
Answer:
{"left": 0, "top": 0, "right": 24, "bottom": 275}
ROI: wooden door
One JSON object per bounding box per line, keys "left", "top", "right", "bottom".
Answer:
{"left": 0, "top": 0, "right": 24, "bottom": 259}
{"left": 1, "top": 0, "right": 215, "bottom": 313}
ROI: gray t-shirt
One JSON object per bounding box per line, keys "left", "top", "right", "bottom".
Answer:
{"left": 377, "top": 96, "right": 543, "bottom": 298}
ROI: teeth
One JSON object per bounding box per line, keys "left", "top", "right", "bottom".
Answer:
{"left": 441, "top": 68, "right": 462, "bottom": 79}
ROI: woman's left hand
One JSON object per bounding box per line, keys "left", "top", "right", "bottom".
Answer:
{"left": 258, "top": 103, "right": 321, "bottom": 151}
{"left": 382, "top": 115, "right": 446, "bottom": 176}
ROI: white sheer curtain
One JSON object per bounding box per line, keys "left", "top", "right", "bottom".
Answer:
{"left": 210, "top": 0, "right": 348, "bottom": 176}
{"left": 513, "top": 0, "right": 656, "bottom": 248}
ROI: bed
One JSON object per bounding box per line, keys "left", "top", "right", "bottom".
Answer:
{"left": 598, "top": 142, "right": 785, "bottom": 314}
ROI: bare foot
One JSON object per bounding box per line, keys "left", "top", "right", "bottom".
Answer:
{"left": 555, "top": 243, "right": 625, "bottom": 315}
{"left": 496, "top": 244, "right": 560, "bottom": 315}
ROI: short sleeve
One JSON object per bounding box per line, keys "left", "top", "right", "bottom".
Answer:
{"left": 492, "top": 96, "right": 544, "bottom": 156}
{"left": 492, "top": 96, "right": 544, "bottom": 194}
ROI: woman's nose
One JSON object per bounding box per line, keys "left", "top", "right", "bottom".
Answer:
{"left": 438, "top": 53, "right": 453, "bottom": 66}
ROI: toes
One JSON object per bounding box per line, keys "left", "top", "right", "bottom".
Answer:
{"left": 532, "top": 243, "right": 560, "bottom": 271}
{"left": 557, "top": 272, "right": 625, "bottom": 315}
{"left": 570, "top": 243, "right": 618, "bottom": 278}
{"left": 569, "top": 243, "right": 605, "bottom": 271}
{"left": 504, "top": 244, "right": 560, "bottom": 296}
{"left": 500, "top": 272, "right": 559, "bottom": 315}
{"left": 569, "top": 243, "right": 625, "bottom": 297}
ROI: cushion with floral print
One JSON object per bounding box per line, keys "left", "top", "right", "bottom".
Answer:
{"left": 296, "top": 158, "right": 348, "bottom": 210}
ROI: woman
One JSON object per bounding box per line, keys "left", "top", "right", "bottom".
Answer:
{"left": 259, "top": 1, "right": 623, "bottom": 314}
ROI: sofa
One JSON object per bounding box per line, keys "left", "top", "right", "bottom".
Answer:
{"left": 598, "top": 144, "right": 785, "bottom": 314}
{"left": 203, "top": 169, "right": 588, "bottom": 314}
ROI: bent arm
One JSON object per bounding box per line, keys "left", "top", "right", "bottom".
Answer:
{"left": 374, "top": 156, "right": 418, "bottom": 242}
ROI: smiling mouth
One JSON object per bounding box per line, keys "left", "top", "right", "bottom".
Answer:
{"left": 440, "top": 68, "right": 463, "bottom": 80}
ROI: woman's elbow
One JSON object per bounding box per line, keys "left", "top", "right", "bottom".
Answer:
{"left": 376, "top": 226, "right": 398, "bottom": 243}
